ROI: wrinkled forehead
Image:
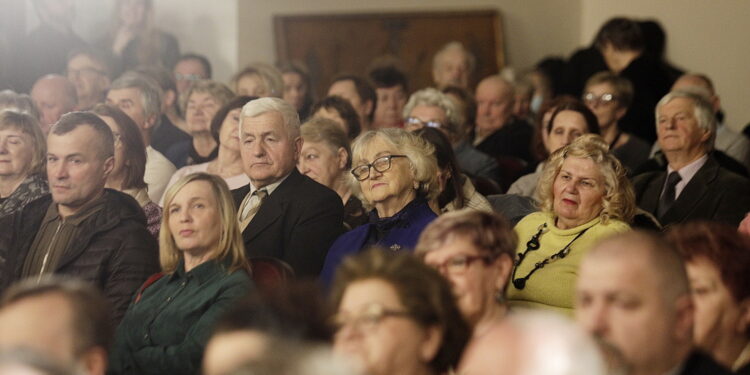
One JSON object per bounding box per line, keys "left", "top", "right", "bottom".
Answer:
{"left": 354, "top": 135, "right": 398, "bottom": 163}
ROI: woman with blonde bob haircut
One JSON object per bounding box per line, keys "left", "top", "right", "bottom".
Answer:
{"left": 110, "top": 173, "right": 253, "bottom": 375}
{"left": 507, "top": 134, "right": 634, "bottom": 315}
{"left": 320, "top": 128, "right": 440, "bottom": 285}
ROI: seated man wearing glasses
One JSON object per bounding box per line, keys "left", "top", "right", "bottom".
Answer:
{"left": 66, "top": 47, "right": 115, "bottom": 111}
{"left": 234, "top": 98, "right": 344, "bottom": 279}
{"left": 403, "top": 88, "right": 500, "bottom": 183}
{"left": 320, "top": 128, "right": 440, "bottom": 286}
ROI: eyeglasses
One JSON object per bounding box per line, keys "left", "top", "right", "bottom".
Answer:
{"left": 582, "top": 92, "right": 618, "bottom": 106}
{"left": 427, "top": 254, "right": 495, "bottom": 276}
{"left": 331, "top": 303, "right": 411, "bottom": 334}
{"left": 405, "top": 117, "right": 443, "bottom": 130}
{"left": 351, "top": 154, "right": 407, "bottom": 181}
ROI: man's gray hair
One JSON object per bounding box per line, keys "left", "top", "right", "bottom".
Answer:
{"left": 240, "top": 97, "right": 300, "bottom": 138}
{"left": 402, "top": 88, "right": 464, "bottom": 136}
{"left": 433, "top": 41, "right": 476, "bottom": 72}
{"left": 110, "top": 71, "right": 163, "bottom": 128}
{"left": 656, "top": 90, "right": 716, "bottom": 150}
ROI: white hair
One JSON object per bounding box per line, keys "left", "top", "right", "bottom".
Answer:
{"left": 655, "top": 90, "right": 716, "bottom": 150}
{"left": 239, "top": 97, "right": 300, "bottom": 138}
{"left": 402, "top": 88, "right": 464, "bottom": 136}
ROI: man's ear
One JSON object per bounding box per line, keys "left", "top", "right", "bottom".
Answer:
{"left": 364, "top": 100, "right": 375, "bottom": 119}
{"left": 102, "top": 155, "right": 115, "bottom": 179}
{"left": 494, "top": 254, "right": 514, "bottom": 291}
{"left": 293, "top": 136, "right": 304, "bottom": 160}
{"left": 337, "top": 147, "right": 348, "bottom": 170}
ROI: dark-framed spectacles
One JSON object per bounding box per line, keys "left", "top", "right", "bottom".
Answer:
{"left": 405, "top": 116, "right": 443, "bottom": 130}
{"left": 583, "top": 92, "right": 618, "bottom": 106}
{"left": 351, "top": 154, "right": 408, "bottom": 181}
{"left": 331, "top": 302, "right": 411, "bottom": 334}
{"left": 427, "top": 254, "right": 495, "bottom": 276}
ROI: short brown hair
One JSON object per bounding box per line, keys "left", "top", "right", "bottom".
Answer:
{"left": 666, "top": 222, "right": 750, "bottom": 305}
{"left": 416, "top": 210, "right": 517, "bottom": 261}
{"left": 50, "top": 111, "right": 114, "bottom": 160}
{"left": 300, "top": 117, "right": 352, "bottom": 169}
{"left": 1, "top": 276, "right": 112, "bottom": 357}
{"left": 330, "top": 249, "right": 470, "bottom": 373}
{"left": 91, "top": 104, "right": 147, "bottom": 190}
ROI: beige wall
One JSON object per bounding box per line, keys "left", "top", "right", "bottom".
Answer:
{"left": 236, "top": 0, "right": 582, "bottom": 84}
{"left": 580, "top": 0, "right": 750, "bottom": 131}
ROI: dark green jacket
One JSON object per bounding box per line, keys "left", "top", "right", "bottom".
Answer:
{"left": 108, "top": 259, "right": 252, "bottom": 375}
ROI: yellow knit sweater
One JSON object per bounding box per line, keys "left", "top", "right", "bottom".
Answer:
{"left": 507, "top": 212, "right": 630, "bottom": 315}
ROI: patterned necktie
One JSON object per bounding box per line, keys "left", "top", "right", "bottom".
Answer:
{"left": 240, "top": 189, "right": 268, "bottom": 222}
{"left": 657, "top": 171, "right": 682, "bottom": 218}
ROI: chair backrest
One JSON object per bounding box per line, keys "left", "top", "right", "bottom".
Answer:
{"left": 250, "top": 256, "right": 295, "bottom": 290}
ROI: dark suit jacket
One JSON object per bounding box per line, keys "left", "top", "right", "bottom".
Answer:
{"left": 633, "top": 155, "right": 750, "bottom": 228}
{"left": 679, "top": 350, "right": 732, "bottom": 375}
{"left": 231, "top": 169, "right": 344, "bottom": 278}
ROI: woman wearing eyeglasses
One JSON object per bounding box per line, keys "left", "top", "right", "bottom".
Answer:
{"left": 507, "top": 134, "right": 634, "bottom": 315}
{"left": 416, "top": 210, "right": 516, "bottom": 340}
{"left": 583, "top": 72, "right": 651, "bottom": 173}
{"left": 320, "top": 128, "right": 439, "bottom": 286}
{"left": 331, "top": 248, "right": 470, "bottom": 375}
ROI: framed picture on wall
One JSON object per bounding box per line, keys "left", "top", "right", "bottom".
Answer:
{"left": 273, "top": 9, "right": 504, "bottom": 97}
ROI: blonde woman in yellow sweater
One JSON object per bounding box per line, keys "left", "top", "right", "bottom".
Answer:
{"left": 507, "top": 134, "right": 635, "bottom": 315}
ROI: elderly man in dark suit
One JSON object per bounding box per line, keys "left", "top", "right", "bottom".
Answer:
{"left": 233, "top": 97, "right": 344, "bottom": 278}
{"left": 632, "top": 91, "right": 750, "bottom": 227}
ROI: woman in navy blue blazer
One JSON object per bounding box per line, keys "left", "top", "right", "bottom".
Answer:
{"left": 321, "top": 128, "right": 440, "bottom": 285}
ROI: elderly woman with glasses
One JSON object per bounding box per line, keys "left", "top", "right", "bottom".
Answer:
{"left": 331, "top": 249, "right": 470, "bottom": 375}
{"left": 320, "top": 128, "right": 439, "bottom": 285}
{"left": 416, "top": 210, "right": 516, "bottom": 341}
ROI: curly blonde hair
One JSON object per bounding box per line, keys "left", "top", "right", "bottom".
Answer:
{"left": 350, "top": 128, "right": 439, "bottom": 210}
{"left": 536, "top": 134, "right": 635, "bottom": 224}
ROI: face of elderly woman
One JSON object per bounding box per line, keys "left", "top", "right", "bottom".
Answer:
{"left": 0, "top": 127, "right": 34, "bottom": 181}
{"left": 237, "top": 74, "right": 269, "bottom": 97}
{"left": 552, "top": 156, "right": 606, "bottom": 229}
{"left": 356, "top": 136, "right": 416, "bottom": 216}
{"left": 218, "top": 108, "right": 242, "bottom": 152}
{"left": 686, "top": 257, "right": 750, "bottom": 352}
{"left": 545, "top": 110, "right": 589, "bottom": 154}
{"left": 167, "top": 180, "right": 222, "bottom": 256}
{"left": 423, "top": 234, "right": 507, "bottom": 326}
{"left": 186, "top": 91, "right": 221, "bottom": 134}
{"left": 334, "top": 278, "right": 441, "bottom": 375}
{"left": 298, "top": 141, "right": 346, "bottom": 190}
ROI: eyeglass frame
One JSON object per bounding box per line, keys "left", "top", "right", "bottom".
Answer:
{"left": 426, "top": 254, "right": 496, "bottom": 276}
{"left": 405, "top": 116, "right": 443, "bottom": 129}
{"left": 331, "top": 302, "right": 412, "bottom": 334}
{"left": 582, "top": 92, "right": 619, "bottom": 106}
{"left": 351, "top": 154, "right": 408, "bottom": 181}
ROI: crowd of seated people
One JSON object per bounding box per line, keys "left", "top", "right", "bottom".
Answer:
{"left": 2, "top": 3, "right": 750, "bottom": 374}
